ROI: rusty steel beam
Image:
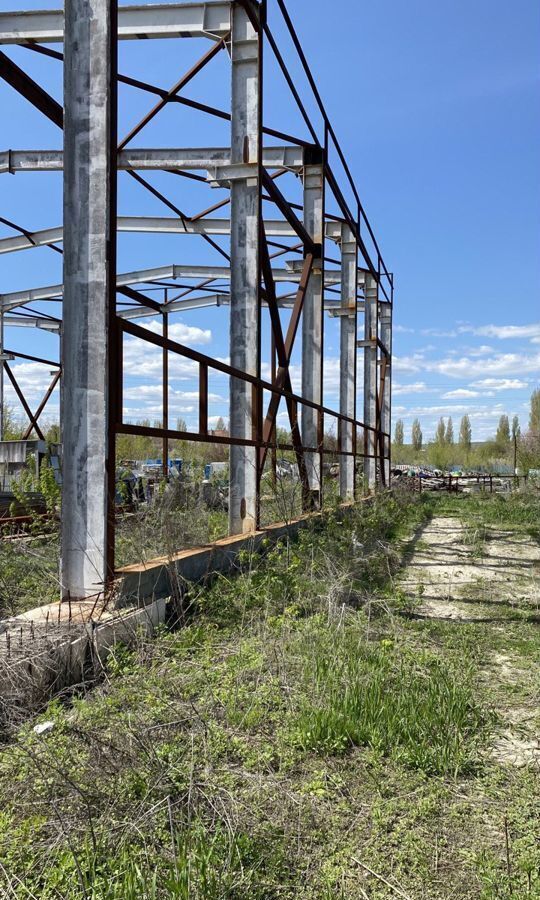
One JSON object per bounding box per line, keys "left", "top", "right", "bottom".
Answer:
{"left": 0, "top": 50, "right": 63, "bottom": 127}
{"left": 4, "top": 362, "right": 45, "bottom": 440}
{"left": 21, "top": 370, "right": 61, "bottom": 441}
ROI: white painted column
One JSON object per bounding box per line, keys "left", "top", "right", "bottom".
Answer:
{"left": 363, "top": 272, "right": 378, "bottom": 489}
{"left": 228, "top": 2, "right": 260, "bottom": 534}
{"left": 380, "top": 306, "right": 392, "bottom": 485}
{"left": 301, "top": 159, "right": 324, "bottom": 507}
{"left": 339, "top": 224, "right": 357, "bottom": 501}
{"left": 61, "top": 0, "right": 115, "bottom": 598}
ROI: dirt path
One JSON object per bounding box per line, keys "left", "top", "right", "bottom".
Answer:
{"left": 399, "top": 513, "right": 540, "bottom": 767}
{"left": 399, "top": 515, "right": 540, "bottom": 621}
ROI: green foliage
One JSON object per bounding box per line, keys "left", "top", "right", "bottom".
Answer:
{"left": 291, "top": 627, "right": 490, "bottom": 775}
{"left": 496, "top": 414, "right": 511, "bottom": 445}
{"left": 436, "top": 417, "right": 446, "bottom": 445}
{"left": 9, "top": 457, "right": 60, "bottom": 518}
{"left": 412, "top": 417, "right": 423, "bottom": 451}
{"left": 459, "top": 414, "right": 472, "bottom": 451}
{"left": 0, "top": 402, "right": 24, "bottom": 440}
{"left": 1, "top": 491, "right": 539, "bottom": 898}
{"left": 529, "top": 388, "right": 540, "bottom": 434}
{"left": 394, "top": 419, "right": 404, "bottom": 446}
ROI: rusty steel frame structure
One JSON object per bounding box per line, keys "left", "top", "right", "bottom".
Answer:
{"left": 0, "top": 0, "right": 393, "bottom": 600}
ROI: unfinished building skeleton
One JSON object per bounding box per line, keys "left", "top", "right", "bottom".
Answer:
{"left": 0, "top": 0, "right": 393, "bottom": 600}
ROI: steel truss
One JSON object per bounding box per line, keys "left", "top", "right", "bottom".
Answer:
{"left": 0, "top": 0, "right": 393, "bottom": 600}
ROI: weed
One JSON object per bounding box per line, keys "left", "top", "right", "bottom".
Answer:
{"left": 290, "top": 624, "right": 492, "bottom": 776}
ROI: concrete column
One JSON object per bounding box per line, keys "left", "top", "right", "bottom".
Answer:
{"left": 301, "top": 159, "right": 324, "bottom": 507}
{"left": 363, "top": 272, "right": 378, "bottom": 489}
{"left": 61, "top": 0, "right": 116, "bottom": 598}
{"left": 228, "top": 2, "right": 260, "bottom": 535}
{"left": 381, "top": 307, "right": 392, "bottom": 485}
{"left": 339, "top": 225, "right": 357, "bottom": 501}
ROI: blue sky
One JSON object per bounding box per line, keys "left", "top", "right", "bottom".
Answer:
{"left": 1, "top": 0, "right": 539, "bottom": 441}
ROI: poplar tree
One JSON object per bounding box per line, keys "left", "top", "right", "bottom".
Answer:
{"left": 394, "top": 419, "right": 404, "bottom": 446}
{"left": 459, "top": 414, "right": 472, "bottom": 451}
{"left": 496, "top": 414, "right": 510, "bottom": 444}
{"left": 445, "top": 417, "right": 454, "bottom": 445}
{"left": 412, "top": 418, "right": 423, "bottom": 451}
{"left": 530, "top": 389, "right": 540, "bottom": 434}
{"left": 435, "top": 417, "right": 446, "bottom": 445}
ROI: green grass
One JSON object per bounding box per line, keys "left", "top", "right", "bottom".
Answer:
{"left": 0, "top": 489, "right": 539, "bottom": 898}
{"left": 292, "top": 625, "right": 490, "bottom": 775}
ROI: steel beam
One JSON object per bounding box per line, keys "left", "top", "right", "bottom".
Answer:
{"left": 363, "top": 272, "right": 378, "bottom": 489}
{"left": 0, "top": 265, "right": 349, "bottom": 311}
{"left": 116, "top": 294, "right": 353, "bottom": 320}
{"left": 0, "top": 216, "right": 346, "bottom": 254}
{"left": 0, "top": 4, "right": 231, "bottom": 45}
{"left": 1, "top": 315, "right": 61, "bottom": 331}
{"left": 0, "top": 146, "right": 303, "bottom": 173}
{"left": 228, "top": 1, "right": 260, "bottom": 535}
{"left": 301, "top": 158, "right": 324, "bottom": 508}
{"left": 339, "top": 225, "right": 357, "bottom": 501}
{"left": 60, "top": 0, "right": 116, "bottom": 600}
{"left": 380, "top": 308, "right": 392, "bottom": 485}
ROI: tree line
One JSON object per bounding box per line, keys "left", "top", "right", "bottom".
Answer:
{"left": 392, "top": 389, "right": 540, "bottom": 472}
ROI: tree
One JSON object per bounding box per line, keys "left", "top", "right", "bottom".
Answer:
{"left": 394, "top": 419, "right": 404, "bottom": 446}
{"left": 459, "top": 415, "right": 471, "bottom": 451}
{"left": 496, "top": 414, "right": 510, "bottom": 444}
{"left": 511, "top": 415, "right": 520, "bottom": 440}
{"left": 445, "top": 417, "right": 454, "bottom": 445}
{"left": 529, "top": 389, "right": 540, "bottom": 434}
{"left": 411, "top": 419, "right": 422, "bottom": 452}
{"left": 214, "top": 416, "right": 226, "bottom": 432}
{"left": 0, "top": 402, "right": 24, "bottom": 440}
{"left": 517, "top": 430, "right": 540, "bottom": 474}
{"left": 176, "top": 417, "right": 187, "bottom": 433}
{"left": 435, "top": 417, "right": 446, "bottom": 445}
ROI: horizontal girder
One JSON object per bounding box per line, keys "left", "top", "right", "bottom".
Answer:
{"left": 0, "top": 3, "right": 231, "bottom": 44}
{"left": 0, "top": 264, "right": 352, "bottom": 311}
{"left": 0, "top": 146, "right": 304, "bottom": 174}
{"left": 0, "top": 216, "right": 344, "bottom": 254}
{"left": 117, "top": 295, "right": 363, "bottom": 319}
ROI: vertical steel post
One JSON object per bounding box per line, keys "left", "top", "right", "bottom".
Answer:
{"left": 228, "top": 1, "right": 260, "bottom": 535}
{"left": 363, "top": 272, "right": 378, "bottom": 489}
{"left": 339, "top": 224, "right": 357, "bottom": 501}
{"left": 380, "top": 306, "right": 392, "bottom": 486}
{"left": 61, "top": 0, "right": 116, "bottom": 599}
{"left": 162, "top": 290, "right": 169, "bottom": 480}
{"left": 0, "top": 310, "right": 4, "bottom": 441}
{"left": 270, "top": 328, "right": 277, "bottom": 485}
{"left": 301, "top": 151, "right": 324, "bottom": 508}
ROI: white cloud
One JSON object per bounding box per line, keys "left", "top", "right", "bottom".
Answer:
{"left": 122, "top": 385, "right": 225, "bottom": 403}
{"left": 138, "top": 318, "right": 212, "bottom": 345}
{"left": 393, "top": 381, "right": 429, "bottom": 395}
{"left": 122, "top": 318, "right": 212, "bottom": 379}
{"left": 459, "top": 323, "right": 540, "bottom": 341}
{"left": 420, "top": 328, "right": 457, "bottom": 338}
{"left": 3, "top": 363, "right": 60, "bottom": 418}
{"left": 469, "top": 378, "right": 528, "bottom": 391}
{"left": 428, "top": 351, "right": 540, "bottom": 380}
{"left": 392, "top": 353, "right": 425, "bottom": 374}
{"left": 468, "top": 345, "right": 495, "bottom": 356}
{"left": 442, "top": 389, "right": 480, "bottom": 399}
